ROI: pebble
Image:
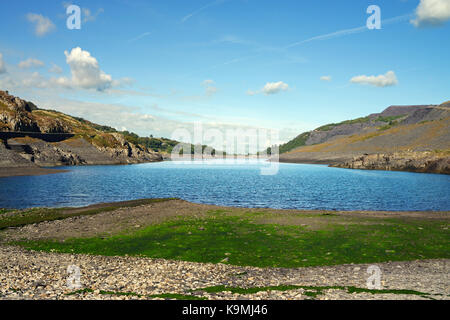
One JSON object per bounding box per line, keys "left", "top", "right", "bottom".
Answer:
{"left": 0, "top": 246, "right": 448, "bottom": 300}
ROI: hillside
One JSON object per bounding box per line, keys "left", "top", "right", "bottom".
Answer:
{"left": 0, "top": 90, "right": 165, "bottom": 169}
{"left": 277, "top": 102, "right": 450, "bottom": 174}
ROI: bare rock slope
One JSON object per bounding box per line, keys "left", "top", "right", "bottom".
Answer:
{"left": 0, "top": 90, "right": 162, "bottom": 168}
{"left": 278, "top": 102, "right": 450, "bottom": 174}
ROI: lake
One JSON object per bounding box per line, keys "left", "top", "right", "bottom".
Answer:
{"left": 0, "top": 159, "right": 449, "bottom": 211}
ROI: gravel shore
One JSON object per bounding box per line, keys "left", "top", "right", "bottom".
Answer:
{"left": 0, "top": 167, "right": 69, "bottom": 178}
{"left": 1, "top": 245, "right": 448, "bottom": 300}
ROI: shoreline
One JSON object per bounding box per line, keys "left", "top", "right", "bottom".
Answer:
{"left": 0, "top": 157, "right": 269, "bottom": 178}
{"left": 277, "top": 158, "right": 450, "bottom": 175}
{"left": 1, "top": 199, "right": 448, "bottom": 300}
{"left": 277, "top": 151, "right": 450, "bottom": 175}
{"left": 0, "top": 159, "right": 166, "bottom": 178}
{"left": 1, "top": 158, "right": 449, "bottom": 179}
{"left": 0, "top": 167, "right": 69, "bottom": 178}
{"left": 3, "top": 198, "right": 450, "bottom": 214}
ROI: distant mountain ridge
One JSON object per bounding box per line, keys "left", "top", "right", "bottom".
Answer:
{"left": 276, "top": 102, "right": 450, "bottom": 174}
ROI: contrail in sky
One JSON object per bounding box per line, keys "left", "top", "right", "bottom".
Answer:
{"left": 128, "top": 32, "right": 152, "bottom": 43}
{"left": 284, "top": 13, "right": 413, "bottom": 49}
{"left": 215, "top": 13, "right": 414, "bottom": 69}
{"left": 179, "top": 11, "right": 413, "bottom": 79}
{"left": 181, "top": 0, "right": 228, "bottom": 23}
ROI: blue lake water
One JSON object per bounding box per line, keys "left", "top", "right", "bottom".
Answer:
{"left": 0, "top": 160, "right": 449, "bottom": 211}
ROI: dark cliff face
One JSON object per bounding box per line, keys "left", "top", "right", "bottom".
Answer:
{"left": 0, "top": 90, "right": 163, "bottom": 167}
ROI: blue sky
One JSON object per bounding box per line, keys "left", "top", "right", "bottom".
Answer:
{"left": 0, "top": 0, "right": 449, "bottom": 146}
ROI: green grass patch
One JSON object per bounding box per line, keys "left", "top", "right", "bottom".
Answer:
{"left": 14, "top": 215, "right": 450, "bottom": 268}
{"left": 0, "top": 209, "right": 12, "bottom": 215}
{"left": 149, "top": 293, "right": 206, "bottom": 300}
{"left": 65, "top": 288, "right": 206, "bottom": 300}
{"left": 66, "top": 284, "right": 434, "bottom": 300}
{"left": 0, "top": 198, "right": 177, "bottom": 230}
{"left": 375, "top": 115, "right": 405, "bottom": 123}
{"left": 378, "top": 117, "right": 403, "bottom": 131}
{"left": 378, "top": 124, "right": 393, "bottom": 131}
{"left": 316, "top": 117, "right": 372, "bottom": 132}
{"left": 278, "top": 132, "right": 310, "bottom": 154}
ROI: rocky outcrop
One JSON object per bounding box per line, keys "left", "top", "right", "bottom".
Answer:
{"left": 0, "top": 90, "right": 71, "bottom": 133}
{"left": 0, "top": 90, "right": 163, "bottom": 169}
{"left": 0, "top": 140, "right": 38, "bottom": 168}
{"left": 7, "top": 138, "right": 86, "bottom": 167}
{"left": 0, "top": 91, "right": 40, "bottom": 132}
{"left": 101, "top": 133, "right": 162, "bottom": 163}
{"left": 332, "top": 152, "right": 450, "bottom": 174}
{"left": 0, "top": 90, "right": 38, "bottom": 113}
{"left": 3, "top": 136, "right": 162, "bottom": 167}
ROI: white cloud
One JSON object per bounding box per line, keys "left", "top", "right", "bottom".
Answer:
{"left": 62, "top": 3, "right": 103, "bottom": 23}
{"left": 320, "top": 75, "right": 332, "bottom": 81}
{"left": 0, "top": 71, "right": 50, "bottom": 89}
{"left": 18, "top": 58, "right": 45, "bottom": 69}
{"left": 0, "top": 51, "right": 133, "bottom": 94}
{"left": 0, "top": 69, "right": 70, "bottom": 90}
{"left": 203, "top": 79, "right": 215, "bottom": 86}
{"left": 82, "top": 8, "right": 104, "bottom": 23}
{"left": 247, "top": 81, "right": 289, "bottom": 96}
{"left": 0, "top": 53, "right": 6, "bottom": 74}
{"left": 49, "top": 63, "right": 63, "bottom": 74}
{"left": 205, "top": 86, "right": 217, "bottom": 96}
{"left": 61, "top": 47, "right": 114, "bottom": 91}
{"left": 411, "top": 0, "right": 450, "bottom": 27}
{"left": 26, "top": 13, "right": 56, "bottom": 36}
{"left": 262, "top": 81, "right": 289, "bottom": 95}
{"left": 22, "top": 72, "right": 48, "bottom": 88}
{"left": 49, "top": 76, "right": 72, "bottom": 88}
{"left": 350, "top": 71, "right": 398, "bottom": 88}
{"left": 202, "top": 79, "right": 217, "bottom": 96}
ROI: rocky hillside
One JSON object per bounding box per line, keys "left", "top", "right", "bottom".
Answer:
{"left": 0, "top": 90, "right": 163, "bottom": 168}
{"left": 277, "top": 102, "right": 450, "bottom": 174}
{"left": 331, "top": 151, "right": 450, "bottom": 175}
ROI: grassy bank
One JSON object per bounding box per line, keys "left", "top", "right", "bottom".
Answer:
{"left": 0, "top": 198, "right": 177, "bottom": 230}
{"left": 12, "top": 207, "right": 450, "bottom": 268}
